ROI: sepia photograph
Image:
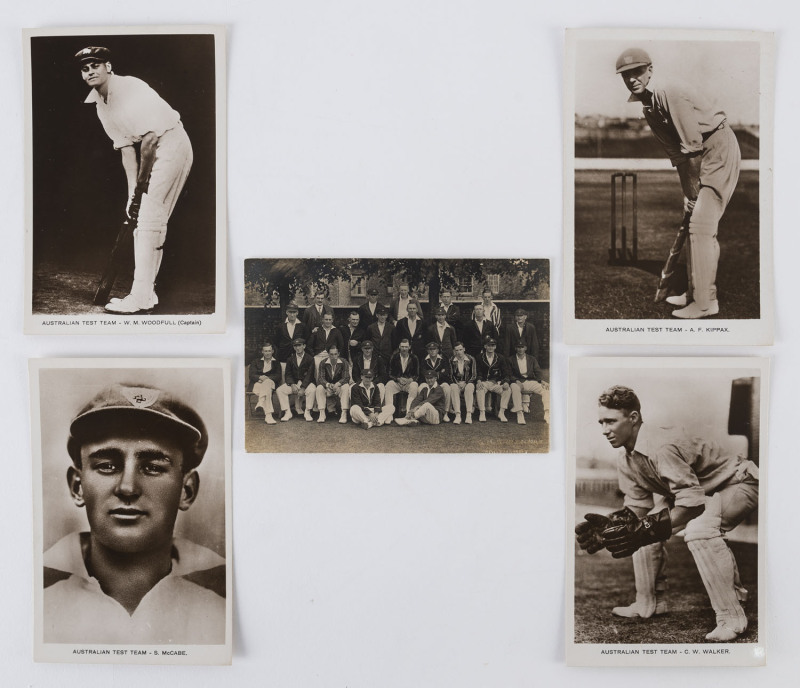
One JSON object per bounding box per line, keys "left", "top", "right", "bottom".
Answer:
{"left": 23, "top": 27, "right": 226, "bottom": 334}
{"left": 30, "top": 359, "right": 232, "bottom": 665}
{"left": 566, "top": 358, "right": 767, "bottom": 667}
{"left": 244, "top": 258, "right": 550, "bottom": 454}
{"left": 563, "top": 29, "right": 774, "bottom": 345}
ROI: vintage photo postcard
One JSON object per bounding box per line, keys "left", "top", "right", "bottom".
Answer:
{"left": 23, "top": 26, "right": 227, "bottom": 334}
{"left": 566, "top": 357, "right": 767, "bottom": 666}
{"left": 30, "top": 359, "right": 232, "bottom": 665}
{"left": 244, "top": 258, "right": 550, "bottom": 454}
{"left": 564, "top": 28, "right": 774, "bottom": 345}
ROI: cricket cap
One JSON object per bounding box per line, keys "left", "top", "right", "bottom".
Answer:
{"left": 615, "top": 48, "right": 651, "bottom": 73}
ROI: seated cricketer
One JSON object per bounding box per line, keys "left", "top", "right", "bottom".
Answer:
{"left": 349, "top": 369, "right": 392, "bottom": 429}
{"left": 475, "top": 337, "right": 511, "bottom": 422}
{"left": 396, "top": 369, "right": 447, "bottom": 426}
{"left": 419, "top": 341, "right": 452, "bottom": 421}
{"left": 315, "top": 344, "right": 351, "bottom": 423}
{"left": 384, "top": 338, "right": 420, "bottom": 417}
{"left": 248, "top": 343, "right": 282, "bottom": 424}
{"left": 508, "top": 342, "right": 550, "bottom": 425}
{"left": 276, "top": 337, "right": 317, "bottom": 422}
{"left": 448, "top": 341, "right": 477, "bottom": 424}
{"left": 43, "top": 383, "right": 225, "bottom": 644}
{"left": 351, "top": 340, "right": 388, "bottom": 402}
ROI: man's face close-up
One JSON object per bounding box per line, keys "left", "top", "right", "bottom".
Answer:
{"left": 349, "top": 314, "right": 360, "bottom": 328}
{"left": 328, "top": 348, "right": 339, "bottom": 362}
{"left": 262, "top": 346, "right": 274, "bottom": 359}
{"left": 80, "top": 61, "right": 111, "bottom": 90}
{"left": 474, "top": 305, "right": 484, "bottom": 319}
{"left": 399, "top": 342, "right": 410, "bottom": 355}
{"left": 75, "top": 426, "right": 192, "bottom": 554}
{"left": 435, "top": 313, "right": 446, "bottom": 324}
{"left": 621, "top": 64, "right": 652, "bottom": 96}
{"left": 314, "top": 293, "right": 325, "bottom": 306}
{"left": 406, "top": 304, "right": 418, "bottom": 319}
{"left": 287, "top": 310, "right": 298, "bottom": 322}
{"left": 441, "top": 292, "right": 452, "bottom": 305}
{"left": 515, "top": 313, "right": 527, "bottom": 325}
{"left": 482, "top": 292, "right": 492, "bottom": 305}
{"left": 322, "top": 314, "right": 333, "bottom": 328}
{"left": 484, "top": 343, "right": 496, "bottom": 355}
{"left": 597, "top": 406, "right": 637, "bottom": 449}
{"left": 399, "top": 286, "right": 409, "bottom": 298}
{"left": 377, "top": 312, "right": 388, "bottom": 323}
{"left": 293, "top": 341, "right": 305, "bottom": 355}
{"left": 454, "top": 345, "right": 465, "bottom": 358}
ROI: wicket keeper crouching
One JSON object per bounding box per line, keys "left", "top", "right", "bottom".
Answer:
{"left": 43, "top": 383, "right": 225, "bottom": 644}
{"left": 576, "top": 385, "right": 758, "bottom": 642}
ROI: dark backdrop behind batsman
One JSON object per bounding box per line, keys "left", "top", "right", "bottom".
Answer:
{"left": 30, "top": 34, "right": 216, "bottom": 312}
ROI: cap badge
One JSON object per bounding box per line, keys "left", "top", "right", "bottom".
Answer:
{"left": 121, "top": 387, "right": 161, "bottom": 408}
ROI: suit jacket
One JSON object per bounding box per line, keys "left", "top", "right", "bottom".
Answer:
{"left": 366, "top": 321, "right": 396, "bottom": 362}
{"left": 425, "top": 322, "right": 457, "bottom": 358}
{"left": 317, "top": 357, "right": 350, "bottom": 386}
{"left": 351, "top": 353, "right": 388, "bottom": 385}
{"left": 248, "top": 357, "right": 282, "bottom": 392}
{"left": 389, "top": 295, "right": 423, "bottom": 322}
{"left": 449, "top": 354, "right": 477, "bottom": 384}
{"left": 508, "top": 354, "right": 544, "bottom": 383}
{"left": 339, "top": 324, "right": 367, "bottom": 361}
{"left": 284, "top": 351, "right": 316, "bottom": 388}
{"left": 357, "top": 301, "right": 382, "bottom": 328}
{"left": 410, "top": 384, "right": 446, "bottom": 419}
{"left": 301, "top": 303, "right": 334, "bottom": 333}
{"left": 276, "top": 320, "right": 307, "bottom": 362}
{"left": 388, "top": 352, "right": 419, "bottom": 382}
{"left": 350, "top": 382, "right": 382, "bottom": 413}
{"left": 393, "top": 317, "right": 426, "bottom": 360}
{"left": 419, "top": 355, "right": 452, "bottom": 385}
{"left": 439, "top": 302, "right": 461, "bottom": 332}
{"left": 307, "top": 326, "right": 345, "bottom": 356}
{"left": 476, "top": 352, "right": 509, "bottom": 383}
{"left": 462, "top": 319, "right": 499, "bottom": 359}
{"left": 502, "top": 321, "right": 540, "bottom": 360}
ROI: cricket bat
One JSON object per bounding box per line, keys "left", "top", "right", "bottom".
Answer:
{"left": 93, "top": 192, "right": 141, "bottom": 305}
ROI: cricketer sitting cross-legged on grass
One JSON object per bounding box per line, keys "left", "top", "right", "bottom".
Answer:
{"left": 616, "top": 48, "right": 741, "bottom": 319}
{"left": 575, "top": 385, "right": 758, "bottom": 642}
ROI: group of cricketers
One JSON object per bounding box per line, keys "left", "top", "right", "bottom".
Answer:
{"left": 248, "top": 286, "right": 549, "bottom": 428}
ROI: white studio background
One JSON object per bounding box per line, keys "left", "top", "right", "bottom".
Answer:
{"left": 2, "top": 1, "right": 797, "bottom": 686}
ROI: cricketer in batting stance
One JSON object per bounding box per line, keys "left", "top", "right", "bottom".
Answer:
{"left": 616, "top": 48, "right": 741, "bottom": 319}
{"left": 77, "top": 46, "right": 193, "bottom": 314}
{"left": 575, "top": 386, "right": 759, "bottom": 642}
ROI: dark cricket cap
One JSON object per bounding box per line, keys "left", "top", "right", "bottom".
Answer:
{"left": 367, "top": 288, "right": 379, "bottom": 296}
{"left": 292, "top": 336, "right": 306, "bottom": 345}
{"left": 75, "top": 46, "right": 111, "bottom": 64}
{"left": 515, "top": 342, "right": 528, "bottom": 350}
{"left": 514, "top": 308, "right": 528, "bottom": 316}
{"left": 361, "top": 368, "right": 375, "bottom": 378}
{"left": 426, "top": 341, "right": 440, "bottom": 350}
{"left": 67, "top": 384, "right": 208, "bottom": 471}
{"left": 286, "top": 303, "right": 299, "bottom": 312}
{"left": 376, "top": 305, "right": 388, "bottom": 315}
{"left": 424, "top": 368, "right": 438, "bottom": 378}
{"left": 615, "top": 48, "right": 651, "bottom": 73}
{"left": 361, "top": 340, "right": 374, "bottom": 348}
{"left": 484, "top": 337, "right": 497, "bottom": 345}
{"left": 434, "top": 306, "right": 446, "bottom": 315}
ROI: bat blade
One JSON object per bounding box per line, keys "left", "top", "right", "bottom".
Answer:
{"left": 653, "top": 227, "right": 688, "bottom": 303}
{"left": 93, "top": 217, "right": 135, "bottom": 305}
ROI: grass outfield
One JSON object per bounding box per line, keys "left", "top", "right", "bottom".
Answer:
{"left": 574, "top": 169, "right": 760, "bottom": 320}
{"left": 574, "top": 537, "right": 758, "bottom": 644}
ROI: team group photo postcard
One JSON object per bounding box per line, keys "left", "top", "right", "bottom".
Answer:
{"left": 30, "top": 359, "right": 232, "bottom": 665}
{"left": 566, "top": 357, "right": 767, "bottom": 667}
{"left": 563, "top": 28, "right": 774, "bottom": 345}
{"left": 244, "top": 258, "right": 550, "bottom": 454}
{"left": 23, "top": 26, "right": 227, "bottom": 334}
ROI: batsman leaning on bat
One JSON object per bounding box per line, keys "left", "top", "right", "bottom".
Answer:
{"left": 76, "top": 46, "right": 193, "bottom": 315}
{"left": 576, "top": 385, "right": 758, "bottom": 642}
{"left": 616, "top": 48, "right": 741, "bottom": 319}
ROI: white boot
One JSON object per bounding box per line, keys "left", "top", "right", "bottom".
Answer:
{"left": 105, "top": 229, "right": 164, "bottom": 313}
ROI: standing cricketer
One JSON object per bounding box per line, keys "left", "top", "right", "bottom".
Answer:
{"left": 616, "top": 48, "right": 741, "bottom": 319}
{"left": 575, "top": 386, "right": 758, "bottom": 642}
{"left": 77, "top": 46, "right": 193, "bottom": 314}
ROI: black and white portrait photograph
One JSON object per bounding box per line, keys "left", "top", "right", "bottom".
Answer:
{"left": 245, "top": 258, "right": 550, "bottom": 454}
{"left": 566, "top": 358, "right": 767, "bottom": 667}
{"left": 30, "top": 359, "right": 232, "bottom": 665}
{"left": 564, "top": 29, "right": 774, "bottom": 345}
{"left": 23, "top": 27, "right": 226, "bottom": 334}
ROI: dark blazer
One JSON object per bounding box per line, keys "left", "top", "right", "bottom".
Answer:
{"left": 476, "top": 352, "right": 509, "bottom": 383}
{"left": 502, "top": 321, "right": 540, "bottom": 360}
{"left": 317, "top": 358, "right": 350, "bottom": 386}
{"left": 409, "top": 384, "right": 447, "bottom": 419}
{"left": 276, "top": 320, "right": 307, "bottom": 362}
{"left": 419, "top": 355, "right": 452, "bottom": 385}
{"left": 357, "top": 301, "right": 382, "bottom": 328}
{"left": 301, "top": 303, "right": 334, "bottom": 333}
{"left": 284, "top": 351, "right": 316, "bottom": 388}
{"left": 366, "top": 321, "right": 395, "bottom": 362}
{"left": 338, "top": 324, "right": 367, "bottom": 361}
{"left": 425, "top": 322, "right": 457, "bottom": 358}
{"left": 350, "top": 382, "right": 382, "bottom": 413}
{"left": 351, "top": 353, "right": 388, "bottom": 385}
{"left": 307, "top": 326, "right": 345, "bottom": 356}
{"left": 389, "top": 296, "right": 423, "bottom": 322}
{"left": 388, "top": 352, "right": 420, "bottom": 382}
{"left": 462, "top": 319, "right": 500, "bottom": 359}
{"left": 507, "top": 354, "right": 544, "bottom": 383}
{"left": 438, "top": 302, "right": 461, "bottom": 332}
{"left": 449, "top": 354, "right": 477, "bottom": 384}
{"left": 248, "top": 357, "right": 282, "bottom": 392}
{"left": 393, "top": 317, "right": 426, "bottom": 360}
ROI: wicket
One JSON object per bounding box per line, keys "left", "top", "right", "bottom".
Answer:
{"left": 609, "top": 172, "right": 638, "bottom": 264}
